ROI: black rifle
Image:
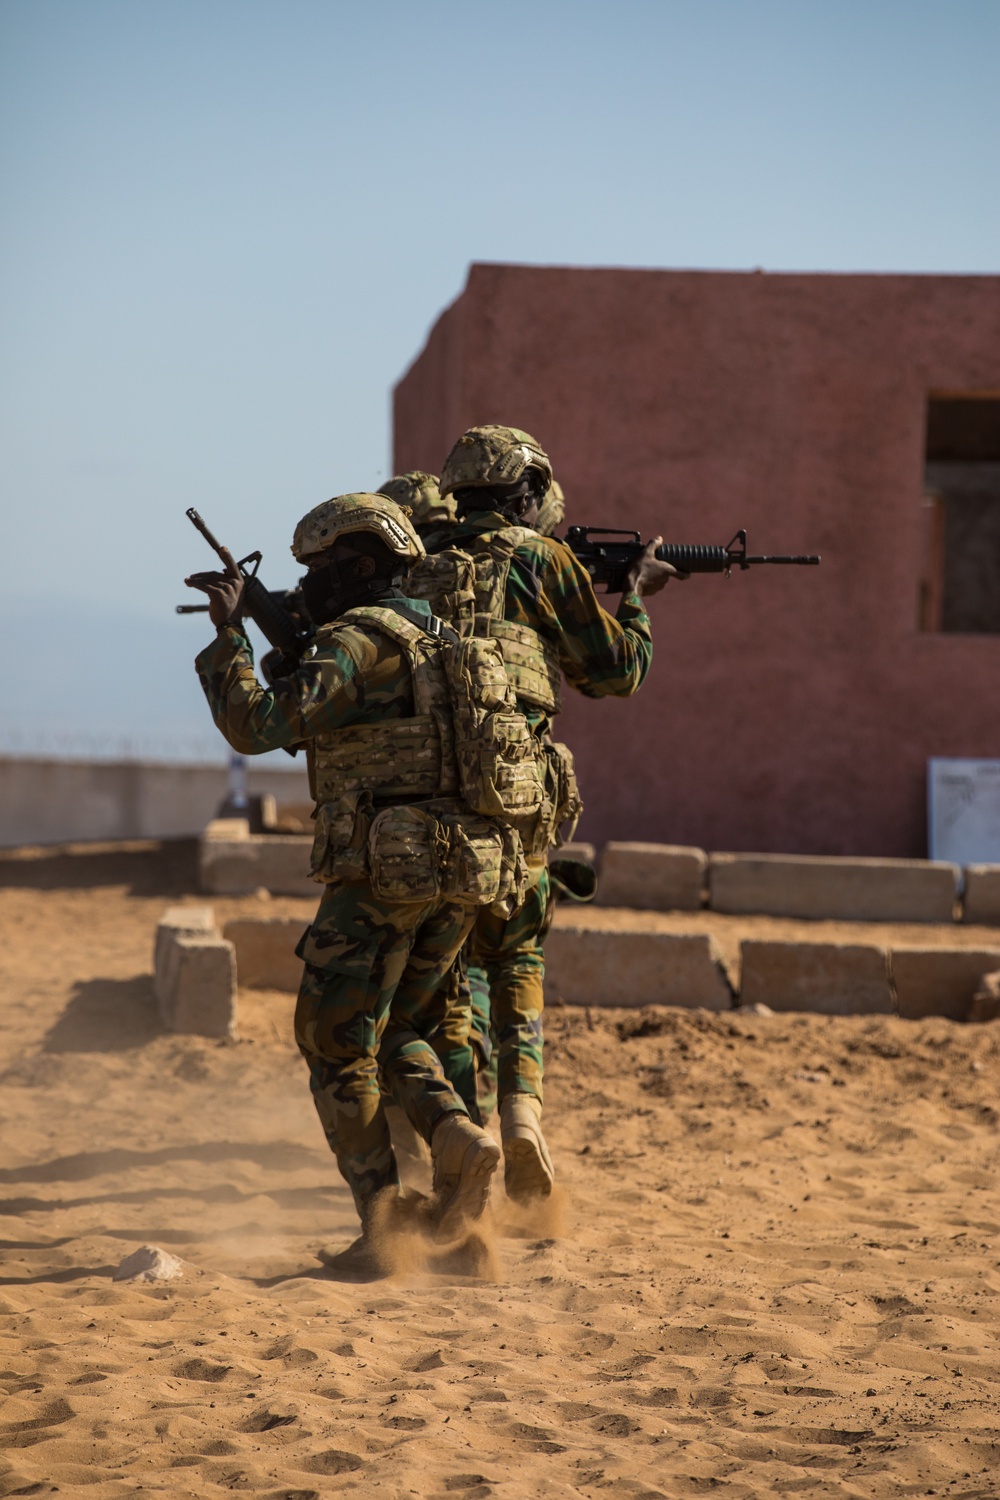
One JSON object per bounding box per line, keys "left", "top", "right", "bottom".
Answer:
{"left": 180, "top": 507, "right": 314, "bottom": 680}
{"left": 564, "top": 526, "right": 821, "bottom": 593}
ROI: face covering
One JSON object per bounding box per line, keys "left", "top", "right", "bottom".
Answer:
{"left": 300, "top": 552, "right": 402, "bottom": 625}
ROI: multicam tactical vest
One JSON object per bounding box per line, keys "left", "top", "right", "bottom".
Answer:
{"left": 406, "top": 529, "right": 562, "bottom": 716}
{"left": 309, "top": 605, "right": 543, "bottom": 819}
{"left": 305, "top": 604, "right": 540, "bottom": 909}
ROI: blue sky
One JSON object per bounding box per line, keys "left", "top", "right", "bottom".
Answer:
{"left": 1, "top": 0, "right": 998, "bottom": 758}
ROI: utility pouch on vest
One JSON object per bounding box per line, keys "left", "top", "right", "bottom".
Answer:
{"left": 511, "top": 738, "right": 584, "bottom": 864}
{"left": 405, "top": 549, "right": 478, "bottom": 631}
{"left": 309, "top": 789, "right": 373, "bottom": 884}
{"left": 443, "top": 636, "right": 544, "bottom": 818}
{"left": 367, "top": 804, "right": 444, "bottom": 902}
{"left": 545, "top": 738, "right": 583, "bottom": 848}
{"left": 432, "top": 803, "right": 529, "bottom": 915}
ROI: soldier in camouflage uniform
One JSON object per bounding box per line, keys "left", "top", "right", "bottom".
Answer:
{"left": 186, "top": 492, "right": 539, "bottom": 1269}
{"left": 465, "top": 472, "right": 570, "bottom": 1116}
{"left": 412, "top": 425, "right": 677, "bottom": 1202}
{"left": 378, "top": 471, "right": 456, "bottom": 534}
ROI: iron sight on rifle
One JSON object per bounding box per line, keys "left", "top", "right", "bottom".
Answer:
{"left": 179, "top": 507, "right": 314, "bottom": 681}
{"left": 564, "top": 526, "right": 821, "bottom": 593}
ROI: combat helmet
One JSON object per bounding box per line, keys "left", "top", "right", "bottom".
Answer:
{"left": 291, "top": 492, "right": 425, "bottom": 565}
{"left": 439, "top": 425, "right": 553, "bottom": 498}
{"left": 378, "top": 471, "right": 456, "bottom": 528}
{"left": 535, "top": 478, "right": 565, "bottom": 538}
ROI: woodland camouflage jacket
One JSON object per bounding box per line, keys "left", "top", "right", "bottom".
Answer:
{"left": 194, "top": 596, "right": 434, "bottom": 776}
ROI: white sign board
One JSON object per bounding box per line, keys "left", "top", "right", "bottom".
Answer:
{"left": 928, "top": 759, "right": 1000, "bottom": 864}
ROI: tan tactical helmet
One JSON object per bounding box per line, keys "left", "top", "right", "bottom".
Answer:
{"left": 378, "top": 471, "right": 457, "bottom": 527}
{"left": 291, "top": 492, "right": 425, "bottom": 564}
{"left": 535, "top": 478, "right": 565, "bottom": 537}
{"left": 439, "top": 424, "right": 553, "bottom": 498}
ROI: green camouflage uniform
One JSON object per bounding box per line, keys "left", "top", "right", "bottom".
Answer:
{"left": 420, "top": 511, "right": 652, "bottom": 1109}
{"left": 195, "top": 602, "right": 481, "bottom": 1216}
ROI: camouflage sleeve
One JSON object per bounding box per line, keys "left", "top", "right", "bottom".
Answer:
{"left": 194, "top": 622, "right": 410, "bottom": 755}
{"left": 509, "top": 539, "right": 653, "bottom": 700}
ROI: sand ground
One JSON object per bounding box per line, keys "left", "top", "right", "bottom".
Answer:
{"left": 1, "top": 840, "right": 998, "bottom": 1499}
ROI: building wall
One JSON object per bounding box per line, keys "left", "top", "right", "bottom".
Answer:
{"left": 0, "top": 758, "right": 310, "bottom": 847}
{"left": 394, "top": 265, "right": 1000, "bottom": 857}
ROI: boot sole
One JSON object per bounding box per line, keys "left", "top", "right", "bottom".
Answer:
{"left": 503, "top": 1135, "right": 555, "bottom": 1203}
{"left": 436, "top": 1136, "right": 501, "bottom": 1241}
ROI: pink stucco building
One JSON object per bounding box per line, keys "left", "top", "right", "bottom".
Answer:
{"left": 394, "top": 264, "right": 1000, "bottom": 856}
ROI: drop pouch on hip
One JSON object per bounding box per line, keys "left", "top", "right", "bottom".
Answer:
{"left": 367, "top": 804, "right": 442, "bottom": 902}
{"left": 309, "top": 790, "right": 373, "bottom": 884}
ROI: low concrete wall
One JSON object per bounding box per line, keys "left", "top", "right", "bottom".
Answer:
{"left": 891, "top": 946, "right": 1000, "bottom": 1021}
{"left": 595, "top": 842, "right": 705, "bottom": 912}
{"left": 740, "top": 940, "right": 894, "bottom": 1015}
{"left": 0, "top": 757, "right": 309, "bottom": 847}
{"left": 963, "top": 866, "right": 1000, "bottom": 926}
{"left": 200, "top": 818, "right": 315, "bottom": 898}
{"left": 710, "top": 853, "right": 960, "bottom": 923}
{"left": 223, "top": 916, "right": 307, "bottom": 992}
{"left": 537, "top": 921, "right": 732, "bottom": 1010}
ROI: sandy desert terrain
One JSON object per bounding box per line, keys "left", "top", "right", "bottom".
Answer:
{"left": 1, "top": 840, "right": 998, "bottom": 1499}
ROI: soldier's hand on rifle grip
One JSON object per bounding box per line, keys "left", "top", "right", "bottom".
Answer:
{"left": 184, "top": 546, "right": 246, "bottom": 628}
{"left": 627, "top": 536, "right": 687, "bottom": 597}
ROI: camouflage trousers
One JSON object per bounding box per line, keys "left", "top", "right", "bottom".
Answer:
{"left": 462, "top": 862, "right": 550, "bottom": 1108}
{"left": 294, "top": 880, "right": 478, "bottom": 1218}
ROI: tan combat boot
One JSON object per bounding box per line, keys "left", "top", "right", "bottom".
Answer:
{"left": 431, "top": 1111, "right": 501, "bottom": 1240}
{"left": 500, "top": 1093, "right": 554, "bottom": 1202}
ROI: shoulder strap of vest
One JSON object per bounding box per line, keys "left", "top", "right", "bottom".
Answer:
{"left": 338, "top": 602, "right": 459, "bottom": 649}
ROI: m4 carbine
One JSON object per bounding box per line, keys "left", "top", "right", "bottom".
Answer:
{"left": 564, "top": 526, "right": 821, "bottom": 592}
{"left": 179, "top": 507, "right": 314, "bottom": 681}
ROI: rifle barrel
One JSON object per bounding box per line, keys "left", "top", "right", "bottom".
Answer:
{"left": 745, "top": 555, "right": 821, "bottom": 565}
{"left": 186, "top": 507, "right": 227, "bottom": 559}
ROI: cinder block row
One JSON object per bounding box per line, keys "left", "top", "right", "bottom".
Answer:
{"left": 194, "top": 905, "right": 1000, "bottom": 1023}
{"left": 199, "top": 816, "right": 316, "bottom": 898}
{"left": 738, "top": 939, "right": 1000, "bottom": 1019}
{"left": 154, "top": 905, "right": 236, "bottom": 1038}
{"left": 542, "top": 921, "right": 733, "bottom": 1011}
{"left": 197, "top": 814, "right": 1000, "bottom": 928}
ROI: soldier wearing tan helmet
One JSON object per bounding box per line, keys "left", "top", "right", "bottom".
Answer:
{"left": 378, "top": 470, "right": 457, "bottom": 533}
{"left": 409, "top": 425, "right": 677, "bottom": 1203}
{"left": 186, "top": 490, "right": 541, "bottom": 1273}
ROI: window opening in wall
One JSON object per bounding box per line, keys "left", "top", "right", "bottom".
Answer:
{"left": 920, "top": 395, "right": 1000, "bottom": 633}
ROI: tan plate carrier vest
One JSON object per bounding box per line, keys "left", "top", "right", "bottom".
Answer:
{"left": 306, "top": 605, "right": 542, "bottom": 911}
{"left": 406, "top": 530, "right": 583, "bottom": 857}
{"left": 406, "top": 528, "right": 562, "bottom": 715}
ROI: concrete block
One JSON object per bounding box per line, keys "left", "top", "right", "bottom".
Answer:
{"left": 890, "top": 946, "right": 1000, "bottom": 1021}
{"left": 739, "top": 940, "right": 893, "bottom": 1016}
{"left": 963, "top": 865, "right": 1000, "bottom": 926}
{"left": 199, "top": 816, "right": 315, "bottom": 898}
{"left": 222, "top": 916, "right": 308, "bottom": 992}
{"left": 544, "top": 920, "right": 732, "bottom": 1010}
{"left": 153, "top": 905, "right": 216, "bottom": 999}
{"left": 711, "top": 853, "right": 959, "bottom": 923}
{"left": 154, "top": 906, "right": 236, "bottom": 1037}
{"left": 596, "top": 842, "right": 706, "bottom": 912}
{"left": 969, "top": 971, "right": 1000, "bottom": 1024}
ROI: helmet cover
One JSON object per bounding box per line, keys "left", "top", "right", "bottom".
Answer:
{"left": 439, "top": 425, "right": 553, "bottom": 498}
{"left": 535, "top": 478, "right": 565, "bottom": 537}
{"left": 291, "top": 492, "right": 425, "bottom": 564}
{"left": 378, "top": 471, "right": 456, "bottom": 527}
